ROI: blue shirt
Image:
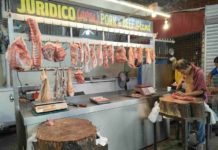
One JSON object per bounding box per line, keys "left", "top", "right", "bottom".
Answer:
{"left": 211, "top": 67, "right": 218, "bottom": 76}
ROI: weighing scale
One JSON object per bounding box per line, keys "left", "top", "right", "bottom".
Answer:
{"left": 32, "top": 100, "right": 68, "bottom": 113}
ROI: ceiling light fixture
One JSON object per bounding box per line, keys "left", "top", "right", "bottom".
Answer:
{"left": 151, "top": 12, "right": 157, "bottom": 18}
{"left": 82, "top": 29, "right": 95, "bottom": 36}
{"left": 104, "top": 0, "right": 171, "bottom": 18}
{"left": 163, "top": 19, "right": 169, "bottom": 30}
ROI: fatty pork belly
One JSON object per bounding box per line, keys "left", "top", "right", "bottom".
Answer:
{"left": 6, "top": 36, "right": 32, "bottom": 71}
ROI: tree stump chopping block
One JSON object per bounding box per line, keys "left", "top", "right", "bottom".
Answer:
{"left": 190, "top": 100, "right": 205, "bottom": 118}
{"left": 160, "top": 96, "right": 191, "bottom": 118}
{"left": 36, "top": 118, "right": 97, "bottom": 150}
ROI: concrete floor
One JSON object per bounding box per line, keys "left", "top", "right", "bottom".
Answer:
{"left": 0, "top": 125, "right": 218, "bottom": 150}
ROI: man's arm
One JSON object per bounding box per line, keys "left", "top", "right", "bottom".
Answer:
{"left": 207, "top": 72, "right": 212, "bottom": 86}
{"left": 184, "top": 90, "right": 204, "bottom": 97}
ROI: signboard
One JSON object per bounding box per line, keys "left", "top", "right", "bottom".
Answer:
{"left": 11, "top": 0, "right": 152, "bottom": 32}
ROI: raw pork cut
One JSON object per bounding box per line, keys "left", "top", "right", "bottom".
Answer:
{"left": 38, "top": 69, "right": 52, "bottom": 102}
{"left": 128, "top": 47, "right": 135, "bottom": 68}
{"left": 42, "top": 42, "right": 55, "bottom": 61}
{"left": 145, "top": 48, "right": 155, "bottom": 64}
{"left": 74, "top": 70, "right": 85, "bottom": 84}
{"left": 54, "top": 69, "right": 66, "bottom": 99}
{"left": 171, "top": 93, "right": 196, "bottom": 101}
{"left": 78, "top": 43, "right": 84, "bottom": 64}
{"left": 83, "top": 43, "right": 90, "bottom": 72}
{"left": 96, "top": 44, "right": 103, "bottom": 66}
{"left": 115, "top": 46, "right": 127, "bottom": 63}
{"left": 6, "top": 36, "right": 32, "bottom": 71}
{"left": 136, "top": 47, "right": 143, "bottom": 65}
{"left": 145, "top": 48, "right": 151, "bottom": 64}
{"left": 102, "top": 45, "right": 109, "bottom": 68}
{"left": 89, "top": 44, "right": 97, "bottom": 69}
{"left": 42, "top": 42, "right": 66, "bottom": 62}
{"left": 67, "top": 68, "right": 75, "bottom": 97}
{"left": 53, "top": 43, "right": 66, "bottom": 62}
{"left": 150, "top": 48, "right": 156, "bottom": 62}
{"left": 70, "top": 43, "right": 79, "bottom": 66}
{"left": 26, "top": 18, "right": 42, "bottom": 69}
{"left": 107, "top": 45, "right": 114, "bottom": 64}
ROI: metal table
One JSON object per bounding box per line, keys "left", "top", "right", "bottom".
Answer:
{"left": 153, "top": 112, "right": 210, "bottom": 150}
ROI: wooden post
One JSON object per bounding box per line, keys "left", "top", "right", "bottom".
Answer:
{"left": 36, "top": 118, "right": 97, "bottom": 150}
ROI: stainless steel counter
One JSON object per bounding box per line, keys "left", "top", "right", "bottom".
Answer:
{"left": 19, "top": 90, "right": 169, "bottom": 150}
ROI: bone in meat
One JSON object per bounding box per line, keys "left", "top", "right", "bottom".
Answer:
{"left": 102, "top": 45, "right": 109, "bottom": 68}
{"left": 6, "top": 36, "right": 32, "bottom": 71}
{"left": 115, "top": 46, "right": 127, "bottom": 63}
{"left": 26, "top": 18, "right": 42, "bottom": 69}
{"left": 42, "top": 42, "right": 55, "bottom": 61}
{"left": 67, "top": 68, "right": 75, "bottom": 97}
{"left": 42, "top": 42, "right": 66, "bottom": 62}
{"left": 96, "top": 44, "right": 103, "bottom": 66}
{"left": 38, "top": 69, "right": 52, "bottom": 102}
{"left": 107, "top": 45, "right": 114, "bottom": 64}
{"left": 128, "top": 47, "right": 135, "bottom": 68}
{"left": 89, "top": 44, "right": 97, "bottom": 69}
{"left": 53, "top": 43, "right": 66, "bottom": 62}
{"left": 74, "top": 70, "right": 85, "bottom": 84}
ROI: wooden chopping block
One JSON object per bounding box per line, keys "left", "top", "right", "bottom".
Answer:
{"left": 36, "top": 118, "right": 97, "bottom": 150}
{"left": 190, "top": 100, "right": 205, "bottom": 118}
{"left": 160, "top": 95, "right": 191, "bottom": 118}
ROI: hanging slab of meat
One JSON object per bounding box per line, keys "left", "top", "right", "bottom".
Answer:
{"left": 107, "top": 45, "right": 114, "bottom": 64}
{"left": 128, "top": 47, "right": 135, "bottom": 68}
{"left": 83, "top": 43, "right": 90, "bottom": 72}
{"left": 145, "top": 48, "right": 152, "bottom": 64}
{"left": 42, "top": 42, "right": 66, "bottom": 62}
{"left": 26, "top": 18, "right": 42, "bottom": 69}
{"left": 42, "top": 42, "right": 55, "bottom": 61}
{"left": 150, "top": 48, "right": 156, "bottom": 62}
{"left": 54, "top": 43, "right": 66, "bottom": 62}
{"left": 6, "top": 36, "right": 32, "bottom": 71}
{"left": 74, "top": 70, "right": 85, "bottom": 84}
{"left": 136, "top": 47, "right": 143, "bottom": 65}
{"left": 96, "top": 44, "right": 103, "bottom": 66}
{"left": 89, "top": 44, "right": 97, "bottom": 69}
{"left": 67, "top": 68, "right": 75, "bottom": 97}
{"left": 78, "top": 43, "right": 84, "bottom": 64}
{"left": 102, "top": 45, "right": 109, "bottom": 68}
{"left": 54, "top": 69, "right": 66, "bottom": 99}
{"left": 70, "top": 43, "right": 79, "bottom": 66}
{"left": 38, "top": 69, "right": 52, "bottom": 102}
{"left": 115, "top": 46, "right": 127, "bottom": 63}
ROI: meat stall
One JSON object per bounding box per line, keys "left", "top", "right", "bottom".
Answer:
{"left": 1, "top": 0, "right": 170, "bottom": 149}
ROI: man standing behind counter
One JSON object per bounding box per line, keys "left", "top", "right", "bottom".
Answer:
{"left": 174, "top": 59, "right": 207, "bottom": 150}
{"left": 207, "top": 56, "right": 218, "bottom": 87}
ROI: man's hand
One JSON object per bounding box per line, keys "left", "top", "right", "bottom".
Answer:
{"left": 175, "top": 91, "right": 185, "bottom": 96}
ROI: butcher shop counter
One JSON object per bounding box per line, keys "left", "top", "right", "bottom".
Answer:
{"left": 18, "top": 90, "right": 170, "bottom": 150}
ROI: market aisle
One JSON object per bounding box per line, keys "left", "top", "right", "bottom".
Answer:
{"left": 0, "top": 127, "right": 218, "bottom": 150}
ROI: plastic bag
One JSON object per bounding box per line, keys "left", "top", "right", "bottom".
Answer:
{"left": 204, "top": 102, "right": 218, "bottom": 124}
{"left": 148, "top": 101, "right": 161, "bottom": 123}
